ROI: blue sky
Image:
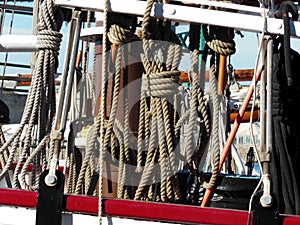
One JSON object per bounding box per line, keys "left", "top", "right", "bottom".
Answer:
{"left": 1, "top": 2, "right": 300, "bottom": 76}
{"left": 0, "top": 3, "right": 70, "bottom": 75}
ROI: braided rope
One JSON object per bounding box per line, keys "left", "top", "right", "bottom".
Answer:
{"left": 202, "top": 25, "right": 236, "bottom": 56}
{"left": 75, "top": 125, "right": 98, "bottom": 194}
{"left": 116, "top": 130, "right": 125, "bottom": 198}
{"left": 141, "top": 0, "right": 155, "bottom": 39}
{"left": 107, "top": 24, "right": 139, "bottom": 45}
{"left": 141, "top": 70, "right": 180, "bottom": 98}
{"left": 97, "top": 0, "right": 109, "bottom": 223}
{"left": 156, "top": 100, "right": 170, "bottom": 202}
{"left": 134, "top": 0, "right": 189, "bottom": 203}
{"left": 37, "top": 30, "right": 62, "bottom": 52}
{"left": 19, "top": 134, "right": 50, "bottom": 191}
{"left": 134, "top": 99, "right": 159, "bottom": 200}
{"left": 66, "top": 149, "right": 76, "bottom": 193}
{"left": 0, "top": 0, "right": 63, "bottom": 189}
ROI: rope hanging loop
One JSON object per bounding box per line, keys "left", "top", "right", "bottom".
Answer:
{"left": 37, "top": 30, "right": 63, "bottom": 52}
{"left": 141, "top": 70, "right": 180, "bottom": 98}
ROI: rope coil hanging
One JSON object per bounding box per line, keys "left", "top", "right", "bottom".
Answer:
{"left": 0, "top": 0, "right": 64, "bottom": 190}
{"left": 134, "top": 0, "right": 188, "bottom": 203}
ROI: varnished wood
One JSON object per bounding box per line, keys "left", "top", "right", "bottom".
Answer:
{"left": 180, "top": 69, "right": 254, "bottom": 83}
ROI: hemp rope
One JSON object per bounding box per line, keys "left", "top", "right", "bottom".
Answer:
{"left": 96, "top": 0, "right": 109, "bottom": 223}
{"left": 0, "top": 0, "right": 63, "bottom": 190}
{"left": 134, "top": 0, "right": 185, "bottom": 202}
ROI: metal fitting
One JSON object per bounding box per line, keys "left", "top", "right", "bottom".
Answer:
{"left": 260, "top": 174, "right": 273, "bottom": 207}
{"left": 45, "top": 157, "right": 59, "bottom": 187}
{"left": 45, "top": 174, "right": 57, "bottom": 187}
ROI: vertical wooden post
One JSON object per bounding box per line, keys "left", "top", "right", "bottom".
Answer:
{"left": 218, "top": 54, "right": 226, "bottom": 95}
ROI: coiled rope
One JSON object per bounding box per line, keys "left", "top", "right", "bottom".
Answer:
{"left": 134, "top": 0, "right": 189, "bottom": 203}
{"left": 0, "top": 0, "right": 63, "bottom": 190}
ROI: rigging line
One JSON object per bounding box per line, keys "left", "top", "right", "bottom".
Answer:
{"left": 246, "top": 9, "right": 268, "bottom": 224}
{"left": 98, "top": 0, "right": 109, "bottom": 223}
{"left": 201, "top": 65, "right": 263, "bottom": 207}
{"left": 249, "top": 6, "right": 266, "bottom": 177}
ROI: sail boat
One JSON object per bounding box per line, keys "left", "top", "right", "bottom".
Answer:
{"left": 1, "top": 0, "right": 300, "bottom": 225}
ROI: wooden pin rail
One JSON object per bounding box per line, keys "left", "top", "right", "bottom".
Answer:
{"left": 179, "top": 69, "right": 255, "bottom": 83}
{"left": 0, "top": 69, "right": 253, "bottom": 87}
{"left": 0, "top": 74, "right": 61, "bottom": 86}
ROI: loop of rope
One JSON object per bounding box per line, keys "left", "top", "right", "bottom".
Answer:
{"left": 203, "top": 25, "right": 236, "bottom": 56}
{"left": 0, "top": 0, "right": 63, "bottom": 190}
{"left": 207, "top": 39, "right": 236, "bottom": 55}
{"left": 37, "top": 30, "right": 63, "bottom": 52}
{"left": 134, "top": 0, "right": 186, "bottom": 203}
{"left": 141, "top": 71, "right": 180, "bottom": 98}
{"left": 107, "top": 24, "right": 139, "bottom": 45}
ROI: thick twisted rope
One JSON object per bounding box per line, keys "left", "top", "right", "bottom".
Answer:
{"left": 0, "top": 0, "right": 63, "bottom": 189}
{"left": 37, "top": 30, "right": 62, "bottom": 52}
{"left": 202, "top": 25, "right": 236, "bottom": 56}
{"left": 141, "top": 70, "right": 180, "bottom": 98}
{"left": 107, "top": 24, "right": 139, "bottom": 45}
{"left": 97, "top": 1, "right": 109, "bottom": 224}
{"left": 135, "top": 0, "right": 185, "bottom": 203}
{"left": 134, "top": 98, "right": 159, "bottom": 200}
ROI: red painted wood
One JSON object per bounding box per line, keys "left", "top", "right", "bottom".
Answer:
{"left": 1, "top": 188, "right": 300, "bottom": 225}
{"left": 281, "top": 215, "right": 300, "bottom": 225}
{"left": 65, "top": 194, "right": 98, "bottom": 215}
{"left": 104, "top": 198, "right": 248, "bottom": 225}
{"left": 0, "top": 188, "right": 37, "bottom": 208}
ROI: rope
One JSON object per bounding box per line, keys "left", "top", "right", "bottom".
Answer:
{"left": 183, "top": 52, "right": 199, "bottom": 167}
{"left": 37, "top": 30, "right": 62, "bottom": 52}
{"left": 134, "top": 98, "right": 159, "bottom": 200}
{"left": 107, "top": 24, "right": 139, "bottom": 45}
{"left": 95, "top": 0, "right": 110, "bottom": 223}
{"left": 202, "top": 64, "right": 220, "bottom": 190}
{"left": 0, "top": 0, "right": 63, "bottom": 189}
{"left": 134, "top": 0, "right": 186, "bottom": 203}
{"left": 202, "top": 25, "right": 236, "bottom": 56}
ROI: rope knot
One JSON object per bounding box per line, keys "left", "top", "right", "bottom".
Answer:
{"left": 141, "top": 70, "right": 180, "bottom": 98}
{"left": 137, "top": 28, "right": 152, "bottom": 40}
{"left": 203, "top": 25, "right": 236, "bottom": 56}
{"left": 107, "top": 24, "right": 139, "bottom": 45}
{"left": 50, "top": 130, "right": 63, "bottom": 141}
{"left": 37, "top": 30, "right": 63, "bottom": 53}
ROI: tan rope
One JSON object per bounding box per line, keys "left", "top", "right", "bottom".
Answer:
{"left": 0, "top": 0, "right": 63, "bottom": 189}
{"left": 202, "top": 25, "right": 236, "bottom": 56}
{"left": 97, "top": 0, "right": 109, "bottom": 223}
{"left": 134, "top": 0, "right": 185, "bottom": 203}
{"left": 134, "top": 98, "right": 159, "bottom": 200}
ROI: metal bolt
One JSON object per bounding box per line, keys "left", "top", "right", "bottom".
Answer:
{"left": 260, "top": 195, "right": 272, "bottom": 207}
{"left": 45, "top": 174, "right": 57, "bottom": 187}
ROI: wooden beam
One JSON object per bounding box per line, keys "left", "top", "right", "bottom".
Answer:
{"left": 180, "top": 69, "right": 254, "bottom": 83}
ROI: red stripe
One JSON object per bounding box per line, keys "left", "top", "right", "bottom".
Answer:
{"left": 0, "top": 188, "right": 300, "bottom": 225}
